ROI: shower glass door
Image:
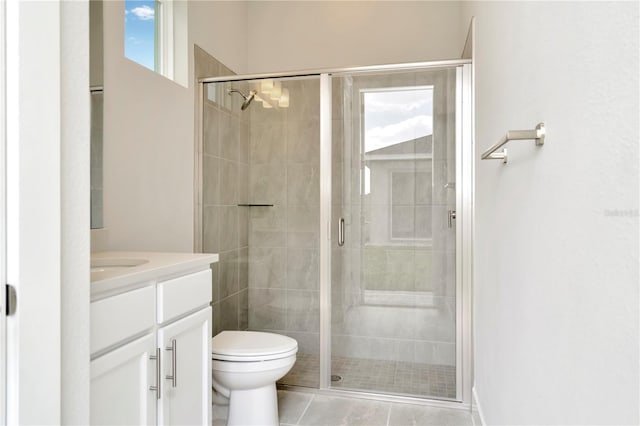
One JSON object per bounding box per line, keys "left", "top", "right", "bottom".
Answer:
{"left": 330, "top": 67, "right": 459, "bottom": 399}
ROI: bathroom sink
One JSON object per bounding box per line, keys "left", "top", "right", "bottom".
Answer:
{"left": 90, "top": 258, "right": 149, "bottom": 273}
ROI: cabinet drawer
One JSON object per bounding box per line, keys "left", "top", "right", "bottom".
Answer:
{"left": 91, "top": 285, "right": 155, "bottom": 356}
{"left": 157, "top": 269, "right": 212, "bottom": 324}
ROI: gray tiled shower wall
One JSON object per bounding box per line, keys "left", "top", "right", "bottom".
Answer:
{"left": 197, "top": 46, "right": 250, "bottom": 335}
{"left": 246, "top": 78, "right": 321, "bottom": 374}
{"left": 197, "top": 48, "right": 321, "bottom": 348}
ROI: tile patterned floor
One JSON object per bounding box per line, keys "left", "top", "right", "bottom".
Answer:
{"left": 279, "top": 353, "right": 456, "bottom": 399}
{"left": 279, "top": 352, "right": 320, "bottom": 388}
{"left": 212, "top": 390, "right": 473, "bottom": 426}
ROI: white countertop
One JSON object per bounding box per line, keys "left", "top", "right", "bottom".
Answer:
{"left": 91, "top": 251, "right": 218, "bottom": 300}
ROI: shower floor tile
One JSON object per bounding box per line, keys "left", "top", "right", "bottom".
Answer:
{"left": 278, "top": 352, "right": 456, "bottom": 399}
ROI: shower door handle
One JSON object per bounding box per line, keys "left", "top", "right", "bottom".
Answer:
{"left": 448, "top": 210, "right": 456, "bottom": 228}
{"left": 338, "top": 218, "right": 345, "bottom": 247}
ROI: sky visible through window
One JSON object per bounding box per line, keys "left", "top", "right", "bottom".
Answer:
{"left": 364, "top": 89, "right": 433, "bottom": 153}
{"left": 125, "top": 0, "right": 156, "bottom": 71}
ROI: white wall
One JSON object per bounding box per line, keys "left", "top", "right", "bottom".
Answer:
{"left": 189, "top": 1, "right": 248, "bottom": 75}
{"left": 246, "top": 1, "right": 465, "bottom": 73}
{"left": 465, "top": 2, "right": 639, "bottom": 424}
{"left": 103, "top": 0, "right": 192, "bottom": 252}
{"left": 102, "top": 1, "right": 247, "bottom": 252}
{"left": 61, "top": 1, "right": 91, "bottom": 423}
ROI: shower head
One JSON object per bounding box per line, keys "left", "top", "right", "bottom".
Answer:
{"left": 228, "top": 89, "right": 257, "bottom": 110}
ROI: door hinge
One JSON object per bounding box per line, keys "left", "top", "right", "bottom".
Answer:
{"left": 6, "top": 284, "right": 17, "bottom": 316}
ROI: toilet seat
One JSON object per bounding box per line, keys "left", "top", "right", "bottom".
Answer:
{"left": 212, "top": 331, "right": 298, "bottom": 362}
{"left": 213, "top": 355, "right": 296, "bottom": 373}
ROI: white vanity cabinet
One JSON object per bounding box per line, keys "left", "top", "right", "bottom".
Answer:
{"left": 157, "top": 308, "right": 211, "bottom": 425}
{"left": 90, "top": 333, "right": 157, "bottom": 425}
{"left": 90, "top": 283, "right": 157, "bottom": 425}
{"left": 90, "top": 252, "right": 217, "bottom": 426}
{"left": 156, "top": 269, "right": 212, "bottom": 425}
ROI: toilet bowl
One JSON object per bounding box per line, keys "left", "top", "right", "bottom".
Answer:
{"left": 212, "top": 331, "right": 297, "bottom": 426}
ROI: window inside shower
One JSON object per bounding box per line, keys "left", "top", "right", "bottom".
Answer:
{"left": 361, "top": 87, "right": 434, "bottom": 245}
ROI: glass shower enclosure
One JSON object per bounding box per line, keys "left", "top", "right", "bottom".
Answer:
{"left": 198, "top": 60, "right": 472, "bottom": 403}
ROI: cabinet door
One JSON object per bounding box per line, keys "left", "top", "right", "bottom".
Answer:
{"left": 158, "top": 307, "right": 211, "bottom": 426}
{"left": 90, "top": 333, "right": 157, "bottom": 425}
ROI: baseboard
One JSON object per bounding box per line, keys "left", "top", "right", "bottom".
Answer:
{"left": 472, "top": 386, "right": 486, "bottom": 426}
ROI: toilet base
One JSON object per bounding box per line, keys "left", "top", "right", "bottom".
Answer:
{"left": 227, "top": 383, "right": 278, "bottom": 426}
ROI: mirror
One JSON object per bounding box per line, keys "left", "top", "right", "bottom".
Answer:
{"left": 90, "top": 0, "right": 104, "bottom": 229}
{"left": 90, "top": 89, "right": 103, "bottom": 229}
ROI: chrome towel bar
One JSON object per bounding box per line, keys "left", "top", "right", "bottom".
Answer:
{"left": 481, "top": 122, "right": 545, "bottom": 164}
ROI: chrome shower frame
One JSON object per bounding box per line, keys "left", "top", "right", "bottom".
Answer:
{"left": 195, "top": 58, "right": 475, "bottom": 410}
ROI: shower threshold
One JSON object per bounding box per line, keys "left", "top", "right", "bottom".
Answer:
{"left": 278, "top": 352, "right": 456, "bottom": 401}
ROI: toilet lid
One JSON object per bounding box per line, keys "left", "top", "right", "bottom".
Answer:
{"left": 212, "top": 331, "right": 298, "bottom": 361}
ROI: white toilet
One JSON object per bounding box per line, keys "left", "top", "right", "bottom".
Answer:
{"left": 211, "top": 331, "right": 298, "bottom": 426}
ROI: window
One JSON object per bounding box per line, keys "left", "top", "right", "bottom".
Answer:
{"left": 124, "top": 0, "right": 187, "bottom": 86}
{"left": 362, "top": 87, "right": 434, "bottom": 245}
{"left": 362, "top": 88, "right": 434, "bottom": 154}
{"left": 390, "top": 170, "right": 432, "bottom": 241}
{"left": 124, "top": 0, "right": 156, "bottom": 71}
